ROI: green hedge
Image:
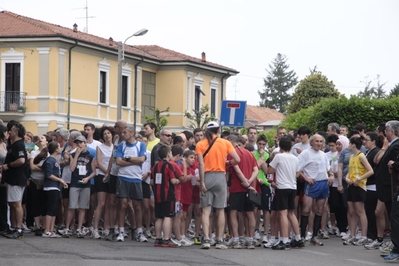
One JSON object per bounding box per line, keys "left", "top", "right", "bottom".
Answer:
{"left": 281, "top": 95, "right": 399, "bottom": 133}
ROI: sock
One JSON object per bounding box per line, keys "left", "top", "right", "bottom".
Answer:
{"left": 313, "top": 215, "right": 322, "bottom": 237}
{"left": 233, "top": 237, "right": 239, "bottom": 242}
{"left": 282, "top": 237, "right": 289, "bottom": 244}
{"left": 119, "top": 227, "right": 125, "bottom": 235}
{"left": 300, "top": 215, "right": 309, "bottom": 238}
{"left": 17, "top": 228, "right": 22, "bottom": 233}
{"left": 137, "top": 227, "right": 143, "bottom": 234}
{"left": 295, "top": 234, "right": 301, "bottom": 241}
{"left": 218, "top": 237, "right": 223, "bottom": 242}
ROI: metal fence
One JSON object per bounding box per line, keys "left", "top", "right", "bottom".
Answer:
{"left": 0, "top": 91, "right": 27, "bottom": 112}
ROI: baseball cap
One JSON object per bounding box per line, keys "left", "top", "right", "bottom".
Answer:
{"left": 74, "top": 135, "right": 87, "bottom": 143}
{"left": 206, "top": 121, "right": 219, "bottom": 129}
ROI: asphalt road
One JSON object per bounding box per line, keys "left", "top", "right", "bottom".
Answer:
{"left": 0, "top": 233, "right": 388, "bottom": 266}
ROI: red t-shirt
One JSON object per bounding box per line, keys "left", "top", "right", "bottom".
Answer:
{"left": 151, "top": 160, "right": 183, "bottom": 203}
{"left": 228, "top": 147, "right": 258, "bottom": 193}
{"left": 180, "top": 164, "right": 196, "bottom": 205}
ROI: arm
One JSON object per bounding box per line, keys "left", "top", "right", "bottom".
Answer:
{"left": 70, "top": 150, "right": 80, "bottom": 172}
{"left": 337, "top": 162, "right": 344, "bottom": 193}
{"left": 29, "top": 158, "right": 42, "bottom": 172}
{"left": 227, "top": 151, "right": 241, "bottom": 166}
{"left": 82, "top": 158, "right": 97, "bottom": 184}
{"left": 197, "top": 154, "right": 206, "bottom": 194}
{"left": 354, "top": 155, "right": 374, "bottom": 186}
{"left": 116, "top": 156, "right": 145, "bottom": 166}
{"left": 96, "top": 146, "right": 108, "bottom": 174}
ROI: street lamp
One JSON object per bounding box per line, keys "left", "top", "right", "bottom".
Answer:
{"left": 117, "top": 28, "right": 148, "bottom": 120}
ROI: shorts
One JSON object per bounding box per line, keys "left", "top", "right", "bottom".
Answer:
{"left": 229, "top": 192, "right": 255, "bottom": 212}
{"left": 274, "top": 188, "right": 296, "bottom": 211}
{"left": 347, "top": 185, "right": 366, "bottom": 202}
{"left": 107, "top": 174, "right": 118, "bottom": 194}
{"left": 155, "top": 201, "right": 176, "bottom": 218}
{"left": 69, "top": 187, "right": 90, "bottom": 209}
{"left": 7, "top": 184, "right": 25, "bottom": 203}
{"left": 45, "top": 190, "right": 59, "bottom": 216}
{"left": 260, "top": 185, "right": 271, "bottom": 211}
{"left": 182, "top": 203, "right": 190, "bottom": 213}
{"left": 304, "top": 180, "right": 329, "bottom": 200}
{"left": 200, "top": 172, "right": 227, "bottom": 209}
{"left": 142, "top": 181, "right": 151, "bottom": 199}
{"left": 175, "top": 201, "right": 182, "bottom": 215}
{"left": 94, "top": 174, "right": 108, "bottom": 193}
{"left": 62, "top": 186, "right": 70, "bottom": 199}
{"left": 116, "top": 178, "right": 143, "bottom": 200}
{"left": 296, "top": 181, "right": 305, "bottom": 196}
{"left": 90, "top": 184, "right": 96, "bottom": 195}
{"left": 192, "top": 186, "right": 200, "bottom": 204}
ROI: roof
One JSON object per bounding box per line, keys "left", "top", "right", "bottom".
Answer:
{"left": 0, "top": 11, "right": 238, "bottom": 74}
{"left": 257, "top": 120, "right": 283, "bottom": 126}
{"left": 245, "top": 105, "right": 285, "bottom": 128}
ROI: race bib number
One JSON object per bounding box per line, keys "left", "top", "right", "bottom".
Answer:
{"left": 155, "top": 173, "right": 162, "bottom": 184}
{"left": 78, "top": 165, "right": 87, "bottom": 176}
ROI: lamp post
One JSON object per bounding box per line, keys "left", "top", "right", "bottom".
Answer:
{"left": 117, "top": 28, "right": 148, "bottom": 120}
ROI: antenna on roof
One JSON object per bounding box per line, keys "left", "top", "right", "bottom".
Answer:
{"left": 73, "top": 0, "right": 95, "bottom": 33}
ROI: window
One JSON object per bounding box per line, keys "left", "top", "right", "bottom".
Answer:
{"left": 141, "top": 71, "right": 156, "bottom": 123}
{"left": 5, "top": 63, "right": 20, "bottom": 92}
{"left": 210, "top": 88, "right": 216, "bottom": 115}
{"left": 195, "top": 85, "right": 201, "bottom": 112}
{"left": 122, "top": 75, "right": 128, "bottom": 107}
{"left": 99, "top": 71, "right": 107, "bottom": 104}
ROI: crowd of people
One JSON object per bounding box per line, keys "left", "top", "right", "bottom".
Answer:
{"left": 0, "top": 118, "right": 399, "bottom": 262}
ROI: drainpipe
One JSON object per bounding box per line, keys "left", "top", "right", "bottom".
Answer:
{"left": 67, "top": 40, "right": 78, "bottom": 130}
{"left": 133, "top": 57, "right": 144, "bottom": 132}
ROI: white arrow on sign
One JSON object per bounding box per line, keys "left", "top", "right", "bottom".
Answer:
{"left": 227, "top": 102, "right": 240, "bottom": 125}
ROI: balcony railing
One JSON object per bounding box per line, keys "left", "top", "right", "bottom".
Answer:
{"left": 0, "top": 91, "right": 27, "bottom": 113}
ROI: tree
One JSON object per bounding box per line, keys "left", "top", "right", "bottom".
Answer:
{"left": 258, "top": 53, "right": 298, "bottom": 113}
{"left": 389, "top": 83, "right": 399, "bottom": 97}
{"left": 287, "top": 71, "right": 340, "bottom": 114}
{"left": 184, "top": 104, "right": 215, "bottom": 130}
{"left": 357, "top": 75, "right": 387, "bottom": 99}
{"left": 144, "top": 107, "right": 170, "bottom": 135}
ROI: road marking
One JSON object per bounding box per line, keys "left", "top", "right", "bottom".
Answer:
{"left": 300, "top": 250, "right": 330, "bottom": 256}
{"left": 346, "top": 259, "right": 377, "bottom": 265}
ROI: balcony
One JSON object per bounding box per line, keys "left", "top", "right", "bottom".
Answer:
{"left": 0, "top": 91, "right": 27, "bottom": 121}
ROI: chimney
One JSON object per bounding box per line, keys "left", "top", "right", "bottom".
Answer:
{"left": 73, "top": 23, "right": 78, "bottom": 33}
{"left": 109, "top": 37, "right": 113, "bottom": 46}
{"left": 201, "top": 52, "right": 206, "bottom": 62}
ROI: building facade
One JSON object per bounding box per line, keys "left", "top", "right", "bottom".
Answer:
{"left": 0, "top": 11, "right": 238, "bottom": 135}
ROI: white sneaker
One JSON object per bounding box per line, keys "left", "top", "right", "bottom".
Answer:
{"left": 180, "top": 238, "right": 193, "bottom": 247}
{"left": 171, "top": 238, "right": 182, "bottom": 246}
{"left": 264, "top": 238, "right": 278, "bottom": 248}
{"left": 92, "top": 230, "right": 101, "bottom": 239}
{"left": 102, "top": 229, "right": 109, "bottom": 238}
{"left": 137, "top": 233, "right": 148, "bottom": 242}
{"left": 262, "top": 235, "right": 269, "bottom": 243}
{"left": 254, "top": 230, "right": 261, "bottom": 240}
{"left": 305, "top": 232, "right": 313, "bottom": 241}
{"left": 182, "top": 236, "right": 194, "bottom": 245}
{"left": 341, "top": 233, "right": 351, "bottom": 241}
{"left": 116, "top": 233, "right": 124, "bottom": 242}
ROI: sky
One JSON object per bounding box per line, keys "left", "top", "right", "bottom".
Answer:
{"left": 1, "top": 0, "right": 398, "bottom": 106}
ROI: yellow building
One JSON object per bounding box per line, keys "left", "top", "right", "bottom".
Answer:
{"left": 0, "top": 11, "right": 238, "bottom": 135}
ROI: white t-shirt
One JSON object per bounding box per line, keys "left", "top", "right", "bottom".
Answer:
{"left": 298, "top": 148, "right": 330, "bottom": 182}
{"left": 141, "top": 150, "right": 152, "bottom": 184}
{"left": 291, "top": 142, "right": 310, "bottom": 157}
{"left": 97, "top": 144, "right": 113, "bottom": 175}
{"left": 30, "top": 149, "right": 48, "bottom": 180}
{"left": 269, "top": 152, "right": 299, "bottom": 189}
{"left": 325, "top": 151, "right": 339, "bottom": 187}
{"left": 87, "top": 139, "right": 102, "bottom": 150}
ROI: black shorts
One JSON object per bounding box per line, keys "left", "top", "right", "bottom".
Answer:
{"left": 260, "top": 185, "right": 271, "bottom": 211}
{"left": 229, "top": 192, "right": 255, "bottom": 212}
{"left": 45, "top": 190, "right": 59, "bottom": 216}
{"left": 155, "top": 201, "right": 176, "bottom": 218}
{"left": 62, "top": 186, "right": 70, "bottom": 199}
{"left": 274, "top": 188, "right": 296, "bottom": 211}
{"left": 107, "top": 174, "right": 118, "bottom": 194}
{"left": 142, "top": 182, "right": 151, "bottom": 199}
{"left": 94, "top": 175, "right": 108, "bottom": 193}
{"left": 296, "top": 181, "right": 305, "bottom": 196}
{"left": 347, "top": 185, "right": 366, "bottom": 202}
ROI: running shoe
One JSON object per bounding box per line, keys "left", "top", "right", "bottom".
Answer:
{"left": 154, "top": 238, "right": 163, "bottom": 247}
{"left": 42, "top": 231, "right": 52, "bottom": 238}
{"left": 264, "top": 238, "right": 278, "bottom": 248}
{"left": 215, "top": 240, "right": 228, "bottom": 249}
{"left": 384, "top": 252, "right": 399, "bottom": 262}
{"left": 76, "top": 229, "right": 84, "bottom": 238}
{"left": 194, "top": 237, "right": 202, "bottom": 245}
{"left": 162, "top": 239, "right": 180, "bottom": 248}
{"left": 92, "top": 230, "right": 101, "bottom": 239}
{"left": 290, "top": 238, "right": 305, "bottom": 248}
{"left": 137, "top": 233, "right": 148, "bottom": 242}
{"left": 230, "top": 241, "right": 242, "bottom": 249}
{"left": 262, "top": 235, "right": 269, "bottom": 243}
{"left": 245, "top": 241, "right": 256, "bottom": 250}
{"left": 305, "top": 231, "right": 313, "bottom": 241}
{"left": 116, "top": 233, "right": 124, "bottom": 242}
{"left": 254, "top": 230, "right": 261, "bottom": 240}
{"left": 272, "top": 241, "right": 291, "bottom": 250}
{"left": 6, "top": 230, "right": 23, "bottom": 239}
{"left": 380, "top": 241, "right": 393, "bottom": 253}
{"left": 364, "top": 239, "right": 383, "bottom": 250}
{"left": 310, "top": 237, "right": 324, "bottom": 246}
{"left": 343, "top": 236, "right": 355, "bottom": 245}
{"left": 201, "top": 239, "right": 211, "bottom": 249}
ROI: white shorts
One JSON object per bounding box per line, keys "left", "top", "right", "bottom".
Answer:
{"left": 7, "top": 184, "right": 25, "bottom": 203}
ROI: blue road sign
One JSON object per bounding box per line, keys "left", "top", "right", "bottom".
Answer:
{"left": 220, "top": 100, "right": 247, "bottom": 127}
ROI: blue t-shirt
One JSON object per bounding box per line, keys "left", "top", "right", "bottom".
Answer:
{"left": 43, "top": 156, "right": 61, "bottom": 190}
